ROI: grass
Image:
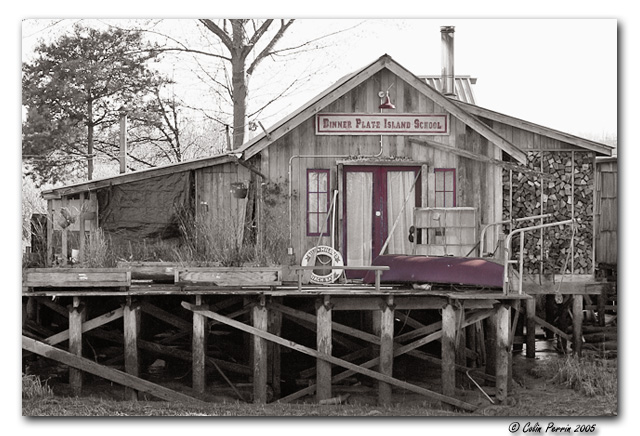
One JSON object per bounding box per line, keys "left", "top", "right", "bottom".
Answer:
{"left": 22, "top": 373, "right": 54, "bottom": 400}
{"left": 23, "top": 396, "right": 462, "bottom": 417}
{"left": 23, "top": 355, "right": 619, "bottom": 417}
{"left": 548, "top": 355, "right": 617, "bottom": 397}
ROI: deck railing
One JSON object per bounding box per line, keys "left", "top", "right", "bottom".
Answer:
{"left": 479, "top": 213, "right": 553, "bottom": 258}
{"left": 502, "top": 219, "right": 576, "bottom": 295}
{"left": 291, "top": 265, "right": 390, "bottom": 292}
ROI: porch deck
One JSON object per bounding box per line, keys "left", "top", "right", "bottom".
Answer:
{"left": 22, "top": 264, "right": 609, "bottom": 411}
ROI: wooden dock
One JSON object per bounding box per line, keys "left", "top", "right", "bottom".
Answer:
{"left": 22, "top": 264, "right": 611, "bottom": 410}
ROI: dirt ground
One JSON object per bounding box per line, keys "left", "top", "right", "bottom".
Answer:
{"left": 22, "top": 342, "right": 618, "bottom": 417}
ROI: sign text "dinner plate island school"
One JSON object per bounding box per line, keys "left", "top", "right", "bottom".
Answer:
{"left": 316, "top": 113, "right": 449, "bottom": 135}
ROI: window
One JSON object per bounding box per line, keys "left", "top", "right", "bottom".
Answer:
{"left": 434, "top": 168, "right": 456, "bottom": 207}
{"left": 307, "top": 169, "right": 330, "bottom": 236}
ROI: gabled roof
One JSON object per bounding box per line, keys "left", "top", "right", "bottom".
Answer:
{"left": 42, "top": 153, "right": 239, "bottom": 199}
{"left": 452, "top": 100, "right": 614, "bottom": 156}
{"left": 238, "top": 54, "right": 528, "bottom": 164}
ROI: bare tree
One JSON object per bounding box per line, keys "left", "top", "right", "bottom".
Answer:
{"left": 198, "top": 19, "right": 295, "bottom": 149}
{"left": 139, "top": 19, "right": 361, "bottom": 150}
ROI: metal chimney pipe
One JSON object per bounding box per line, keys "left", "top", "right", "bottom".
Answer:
{"left": 440, "top": 26, "right": 456, "bottom": 97}
{"left": 119, "top": 107, "right": 127, "bottom": 174}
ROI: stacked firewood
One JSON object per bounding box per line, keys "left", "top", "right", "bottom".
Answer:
{"left": 503, "top": 151, "right": 595, "bottom": 275}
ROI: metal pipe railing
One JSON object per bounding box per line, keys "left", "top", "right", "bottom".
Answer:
{"left": 479, "top": 213, "right": 553, "bottom": 258}
{"left": 502, "top": 219, "right": 575, "bottom": 295}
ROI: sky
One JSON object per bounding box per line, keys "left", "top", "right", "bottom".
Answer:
{"left": 275, "top": 18, "right": 618, "bottom": 141}
{"left": 7, "top": 2, "right": 637, "bottom": 435}
{"left": 20, "top": 18, "right": 617, "bottom": 143}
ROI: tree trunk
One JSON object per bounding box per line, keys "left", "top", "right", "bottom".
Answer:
{"left": 231, "top": 21, "right": 248, "bottom": 150}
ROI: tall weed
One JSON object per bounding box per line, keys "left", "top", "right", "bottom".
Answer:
{"left": 22, "top": 373, "right": 53, "bottom": 400}
{"left": 549, "top": 355, "right": 617, "bottom": 397}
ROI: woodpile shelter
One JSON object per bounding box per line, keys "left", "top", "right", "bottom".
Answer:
{"left": 24, "top": 27, "right": 617, "bottom": 410}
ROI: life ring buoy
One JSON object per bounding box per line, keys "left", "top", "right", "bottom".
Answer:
{"left": 301, "top": 246, "right": 344, "bottom": 284}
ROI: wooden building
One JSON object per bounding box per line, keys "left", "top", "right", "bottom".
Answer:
{"left": 27, "top": 27, "right": 617, "bottom": 409}
{"left": 594, "top": 156, "right": 618, "bottom": 269}
{"left": 42, "top": 54, "right": 613, "bottom": 287}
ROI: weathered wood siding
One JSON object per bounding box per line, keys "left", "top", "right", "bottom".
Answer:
{"left": 194, "top": 162, "right": 251, "bottom": 261}
{"left": 594, "top": 159, "right": 617, "bottom": 265}
{"left": 253, "top": 69, "right": 503, "bottom": 261}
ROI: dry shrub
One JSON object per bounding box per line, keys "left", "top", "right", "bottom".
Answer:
{"left": 548, "top": 355, "right": 617, "bottom": 397}
{"left": 173, "top": 182, "right": 290, "bottom": 267}
{"left": 22, "top": 373, "right": 53, "bottom": 400}
{"left": 254, "top": 182, "right": 290, "bottom": 266}
{"left": 56, "top": 181, "right": 291, "bottom": 268}
{"left": 81, "top": 228, "right": 112, "bottom": 267}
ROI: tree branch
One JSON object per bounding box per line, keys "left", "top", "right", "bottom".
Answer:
{"left": 241, "top": 19, "right": 274, "bottom": 58}
{"left": 199, "top": 19, "right": 233, "bottom": 52}
{"left": 247, "top": 19, "right": 295, "bottom": 76}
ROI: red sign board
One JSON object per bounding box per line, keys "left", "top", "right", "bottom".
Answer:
{"left": 316, "top": 113, "right": 449, "bottom": 135}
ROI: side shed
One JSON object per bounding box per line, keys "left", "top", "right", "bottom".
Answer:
{"left": 594, "top": 157, "right": 618, "bottom": 268}
{"left": 41, "top": 154, "right": 254, "bottom": 265}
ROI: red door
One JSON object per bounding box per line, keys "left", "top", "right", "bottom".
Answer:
{"left": 343, "top": 166, "right": 421, "bottom": 278}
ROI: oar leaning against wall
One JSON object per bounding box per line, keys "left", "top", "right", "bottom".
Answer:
{"left": 379, "top": 169, "right": 422, "bottom": 257}
{"left": 301, "top": 190, "right": 339, "bottom": 284}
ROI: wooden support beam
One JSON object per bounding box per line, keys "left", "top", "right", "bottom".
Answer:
{"left": 94, "top": 300, "right": 250, "bottom": 398}
{"left": 455, "top": 308, "right": 466, "bottom": 368}
{"left": 316, "top": 296, "right": 332, "bottom": 402}
{"left": 475, "top": 321, "right": 486, "bottom": 367}
{"left": 516, "top": 305, "right": 572, "bottom": 342}
{"left": 38, "top": 298, "right": 69, "bottom": 318}
{"left": 123, "top": 298, "right": 141, "bottom": 401}
{"left": 69, "top": 297, "right": 86, "bottom": 396}
{"left": 572, "top": 295, "right": 584, "bottom": 356}
{"left": 393, "top": 311, "right": 426, "bottom": 330}
{"left": 395, "top": 320, "right": 442, "bottom": 343}
{"left": 252, "top": 296, "right": 268, "bottom": 404}
{"left": 140, "top": 300, "right": 192, "bottom": 332}
{"left": 281, "top": 311, "right": 360, "bottom": 350}
{"left": 298, "top": 348, "right": 371, "bottom": 380}
{"left": 270, "top": 302, "right": 380, "bottom": 345}
{"left": 526, "top": 298, "right": 536, "bottom": 358}
{"left": 268, "top": 297, "right": 283, "bottom": 400}
{"left": 395, "top": 310, "right": 480, "bottom": 360}
{"left": 495, "top": 304, "right": 510, "bottom": 403}
{"left": 379, "top": 296, "right": 394, "bottom": 405}
{"left": 509, "top": 300, "right": 521, "bottom": 350}
{"left": 484, "top": 316, "right": 497, "bottom": 382}
{"left": 279, "top": 308, "right": 496, "bottom": 405}
{"left": 192, "top": 295, "right": 208, "bottom": 393}
{"left": 597, "top": 288, "right": 607, "bottom": 327}
{"left": 87, "top": 328, "right": 249, "bottom": 401}
{"left": 441, "top": 303, "right": 457, "bottom": 408}
{"left": 45, "top": 307, "right": 124, "bottom": 346}
{"left": 331, "top": 296, "right": 447, "bottom": 311}
{"left": 466, "top": 322, "right": 477, "bottom": 368}
{"left": 22, "top": 336, "right": 205, "bottom": 405}
{"left": 182, "top": 302, "right": 484, "bottom": 412}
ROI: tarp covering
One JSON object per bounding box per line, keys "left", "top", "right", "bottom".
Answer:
{"left": 363, "top": 255, "right": 504, "bottom": 288}
{"left": 97, "top": 172, "right": 191, "bottom": 240}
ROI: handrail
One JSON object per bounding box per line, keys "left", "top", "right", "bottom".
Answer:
{"left": 502, "top": 219, "right": 575, "bottom": 295}
{"left": 291, "top": 265, "right": 391, "bottom": 292}
{"left": 479, "top": 213, "right": 553, "bottom": 258}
